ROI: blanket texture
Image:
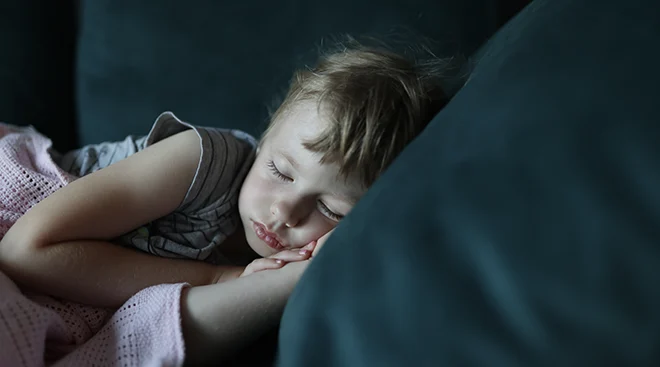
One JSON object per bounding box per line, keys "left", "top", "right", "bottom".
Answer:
{"left": 0, "top": 124, "right": 187, "bottom": 366}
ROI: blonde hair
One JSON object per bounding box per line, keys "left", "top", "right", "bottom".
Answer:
{"left": 264, "top": 38, "right": 451, "bottom": 187}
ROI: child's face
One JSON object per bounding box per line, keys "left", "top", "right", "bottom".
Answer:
{"left": 238, "top": 101, "right": 364, "bottom": 257}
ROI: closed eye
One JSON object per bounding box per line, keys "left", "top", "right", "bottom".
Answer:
{"left": 267, "top": 160, "right": 292, "bottom": 182}
{"left": 318, "top": 201, "right": 343, "bottom": 221}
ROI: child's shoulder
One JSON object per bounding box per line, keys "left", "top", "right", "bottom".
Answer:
{"left": 150, "top": 111, "right": 258, "bottom": 152}
{"left": 150, "top": 112, "right": 258, "bottom": 191}
{"left": 58, "top": 112, "right": 258, "bottom": 179}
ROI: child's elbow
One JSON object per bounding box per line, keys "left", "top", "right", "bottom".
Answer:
{"left": 0, "top": 225, "right": 41, "bottom": 271}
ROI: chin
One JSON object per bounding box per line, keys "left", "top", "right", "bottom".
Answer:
{"left": 246, "top": 235, "right": 273, "bottom": 258}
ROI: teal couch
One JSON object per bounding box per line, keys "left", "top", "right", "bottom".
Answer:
{"left": 1, "top": 0, "right": 527, "bottom": 150}
{"left": 279, "top": 0, "right": 660, "bottom": 366}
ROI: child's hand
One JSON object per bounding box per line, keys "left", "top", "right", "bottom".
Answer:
{"left": 240, "top": 242, "right": 316, "bottom": 277}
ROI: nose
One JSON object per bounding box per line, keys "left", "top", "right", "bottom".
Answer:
{"left": 270, "top": 199, "right": 304, "bottom": 228}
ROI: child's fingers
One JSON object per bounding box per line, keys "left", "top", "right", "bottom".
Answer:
{"left": 268, "top": 247, "right": 313, "bottom": 262}
{"left": 240, "top": 258, "right": 286, "bottom": 277}
{"left": 303, "top": 241, "right": 317, "bottom": 251}
{"left": 241, "top": 246, "right": 318, "bottom": 278}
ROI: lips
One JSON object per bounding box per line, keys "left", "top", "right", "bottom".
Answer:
{"left": 252, "top": 221, "right": 285, "bottom": 250}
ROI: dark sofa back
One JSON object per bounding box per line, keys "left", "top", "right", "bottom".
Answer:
{"left": 73, "top": 0, "right": 523, "bottom": 146}
{"left": 0, "top": 1, "right": 78, "bottom": 151}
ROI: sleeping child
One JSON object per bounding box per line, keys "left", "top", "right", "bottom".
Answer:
{"left": 0, "top": 37, "right": 451, "bottom": 364}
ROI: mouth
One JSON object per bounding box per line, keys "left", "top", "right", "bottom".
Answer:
{"left": 252, "top": 221, "right": 285, "bottom": 250}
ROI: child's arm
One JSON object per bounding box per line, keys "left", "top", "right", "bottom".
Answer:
{"left": 180, "top": 260, "right": 309, "bottom": 365}
{"left": 0, "top": 130, "right": 240, "bottom": 308}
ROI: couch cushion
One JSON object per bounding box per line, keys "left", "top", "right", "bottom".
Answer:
{"left": 0, "top": 1, "right": 78, "bottom": 151}
{"left": 278, "top": 0, "right": 660, "bottom": 366}
{"left": 75, "top": 0, "right": 510, "bottom": 145}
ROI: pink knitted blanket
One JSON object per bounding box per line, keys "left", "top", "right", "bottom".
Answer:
{"left": 0, "top": 124, "right": 187, "bottom": 366}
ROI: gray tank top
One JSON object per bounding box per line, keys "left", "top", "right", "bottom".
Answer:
{"left": 56, "top": 112, "right": 258, "bottom": 265}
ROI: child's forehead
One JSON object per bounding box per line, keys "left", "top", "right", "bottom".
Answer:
{"left": 264, "top": 100, "right": 365, "bottom": 195}
{"left": 267, "top": 103, "right": 328, "bottom": 148}
{"left": 278, "top": 100, "right": 330, "bottom": 128}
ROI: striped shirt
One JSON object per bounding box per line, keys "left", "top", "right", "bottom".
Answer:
{"left": 55, "top": 112, "right": 257, "bottom": 265}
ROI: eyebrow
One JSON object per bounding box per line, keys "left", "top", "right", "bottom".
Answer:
{"left": 331, "top": 185, "right": 365, "bottom": 206}
{"left": 341, "top": 194, "right": 360, "bottom": 206}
